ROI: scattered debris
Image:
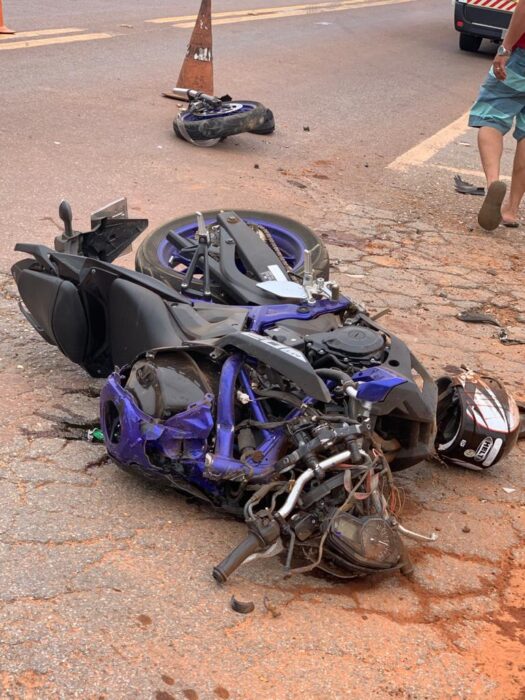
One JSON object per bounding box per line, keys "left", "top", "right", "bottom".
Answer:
{"left": 498, "top": 328, "right": 525, "bottom": 345}
{"left": 502, "top": 487, "right": 516, "bottom": 494}
{"left": 462, "top": 525, "right": 471, "bottom": 533}
{"left": 457, "top": 310, "right": 501, "bottom": 326}
{"left": 303, "top": 125, "right": 310, "bottom": 132}
{"left": 87, "top": 427, "right": 104, "bottom": 443}
{"left": 287, "top": 180, "right": 307, "bottom": 189}
{"left": 454, "top": 175, "right": 485, "bottom": 196}
{"left": 263, "top": 595, "right": 281, "bottom": 618}
{"left": 371, "top": 307, "right": 392, "bottom": 321}
{"left": 230, "top": 596, "right": 255, "bottom": 614}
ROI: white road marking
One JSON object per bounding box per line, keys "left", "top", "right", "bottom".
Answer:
{"left": 0, "top": 27, "right": 84, "bottom": 41}
{"left": 147, "top": 0, "right": 415, "bottom": 28}
{"left": 388, "top": 111, "right": 470, "bottom": 171}
{"left": 0, "top": 33, "right": 113, "bottom": 51}
{"left": 433, "top": 163, "right": 510, "bottom": 181}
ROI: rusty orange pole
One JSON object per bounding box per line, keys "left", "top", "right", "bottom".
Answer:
{"left": 0, "top": 0, "right": 14, "bottom": 34}
{"left": 176, "top": 0, "right": 213, "bottom": 94}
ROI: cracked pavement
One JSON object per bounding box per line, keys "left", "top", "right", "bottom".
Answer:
{"left": 1, "top": 1, "right": 524, "bottom": 696}
{"left": 0, "top": 187, "right": 523, "bottom": 699}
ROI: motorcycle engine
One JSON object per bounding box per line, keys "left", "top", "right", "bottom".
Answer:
{"left": 305, "top": 326, "right": 387, "bottom": 370}
{"left": 265, "top": 318, "right": 387, "bottom": 371}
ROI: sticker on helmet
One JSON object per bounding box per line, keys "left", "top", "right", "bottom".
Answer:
{"left": 475, "top": 436, "right": 493, "bottom": 462}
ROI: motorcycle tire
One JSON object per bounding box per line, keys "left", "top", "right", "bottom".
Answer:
{"left": 174, "top": 101, "right": 267, "bottom": 141}
{"left": 173, "top": 120, "right": 223, "bottom": 147}
{"left": 249, "top": 108, "right": 275, "bottom": 135}
{"left": 135, "top": 210, "right": 330, "bottom": 301}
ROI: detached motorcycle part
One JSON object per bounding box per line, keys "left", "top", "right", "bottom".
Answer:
{"left": 230, "top": 596, "right": 255, "bottom": 614}
{"left": 173, "top": 119, "right": 222, "bottom": 148}
{"left": 174, "top": 100, "right": 266, "bottom": 141}
{"left": 135, "top": 210, "right": 329, "bottom": 302}
{"left": 249, "top": 108, "right": 275, "bottom": 135}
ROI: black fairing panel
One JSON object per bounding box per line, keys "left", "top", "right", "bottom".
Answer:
{"left": 108, "top": 279, "right": 183, "bottom": 367}
{"left": 51, "top": 280, "right": 89, "bottom": 364}
{"left": 16, "top": 269, "right": 89, "bottom": 363}
{"left": 217, "top": 331, "right": 331, "bottom": 402}
{"left": 16, "top": 269, "right": 60, "bottom": 345}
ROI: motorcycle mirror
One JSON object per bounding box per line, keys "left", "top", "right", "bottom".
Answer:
{"left": 256, "top": 280, "right": 308, "bottom": 300}
{"left": 59, "top": 200, "right": 73, "bottom": 238}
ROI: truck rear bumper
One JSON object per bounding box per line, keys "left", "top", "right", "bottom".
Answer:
{"left": 454, "top": 2, "right": 511, "bottom": 41}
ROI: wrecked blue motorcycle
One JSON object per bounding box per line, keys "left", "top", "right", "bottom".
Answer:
{"left": 12, "top": 199, "right": 441, "bottom": 582}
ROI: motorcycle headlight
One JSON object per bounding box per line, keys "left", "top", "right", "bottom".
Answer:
{"left": 327, "top": 514, "right": 401, "bottom": 569}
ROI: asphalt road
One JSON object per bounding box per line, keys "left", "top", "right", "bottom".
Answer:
{"left": 0, "top": 0, "right": 496, "bottom": 268}
{"left": 1, "top": 3, "right": 524, "bottom": 700}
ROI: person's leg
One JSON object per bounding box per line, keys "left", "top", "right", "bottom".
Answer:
{"left": 503, "top": 110, "right": 525, "bottom": 224}
{"left": 501, "top": 138, "right": 525, "bottom": 223}
{"left": 468, "top": 70, "right": 515, "bottom": 230}
{"left": 477, "top": 126, "right": 504, "bottom": 186}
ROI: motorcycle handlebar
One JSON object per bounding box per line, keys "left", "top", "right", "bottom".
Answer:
{"left": 212, "top": 531, "right": 263, "bottom": 583}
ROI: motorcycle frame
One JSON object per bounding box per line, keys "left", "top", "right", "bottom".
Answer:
{"left": 103, "top": 349, "right": 311, "bottom": 493}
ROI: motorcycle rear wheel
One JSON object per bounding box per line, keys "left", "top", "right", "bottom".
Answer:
{"left": 135, "top": 210, "right": 330, "bottom": 301}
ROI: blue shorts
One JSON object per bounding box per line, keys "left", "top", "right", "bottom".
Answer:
{"left": 469, "top": 48, "right": 525, "bottom": 141}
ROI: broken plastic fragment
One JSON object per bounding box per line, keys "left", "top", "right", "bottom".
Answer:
{"left": 87, "top": 427, "right": 104, "bottom": 443}
{"left": 230, "top": 596, "right": 255, "bottom": 614}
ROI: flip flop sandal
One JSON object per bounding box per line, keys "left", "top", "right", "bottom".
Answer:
{"left": 454, "top": 175, "right": 485, "bottom": 196}
{"left": 477, "top": 180, "right": 507, "bottom": 231}
{"left": 502, "top": 220, "right": 520, "bottom": 228}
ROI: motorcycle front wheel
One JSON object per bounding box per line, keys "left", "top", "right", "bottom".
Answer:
{"left": 135, "top": 210, "right": 330, "bottom": 301}
{"left": 174, "top": 101, "right": 267, "bottom": 141}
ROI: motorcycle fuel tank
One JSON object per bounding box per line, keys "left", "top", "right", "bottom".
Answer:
{"left": 125, "top": 351, "right": 214, "bottom": 419}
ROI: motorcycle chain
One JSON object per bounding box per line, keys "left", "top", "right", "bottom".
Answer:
{"left": 252, "top": 224, "right": 297, "bottom": 277}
